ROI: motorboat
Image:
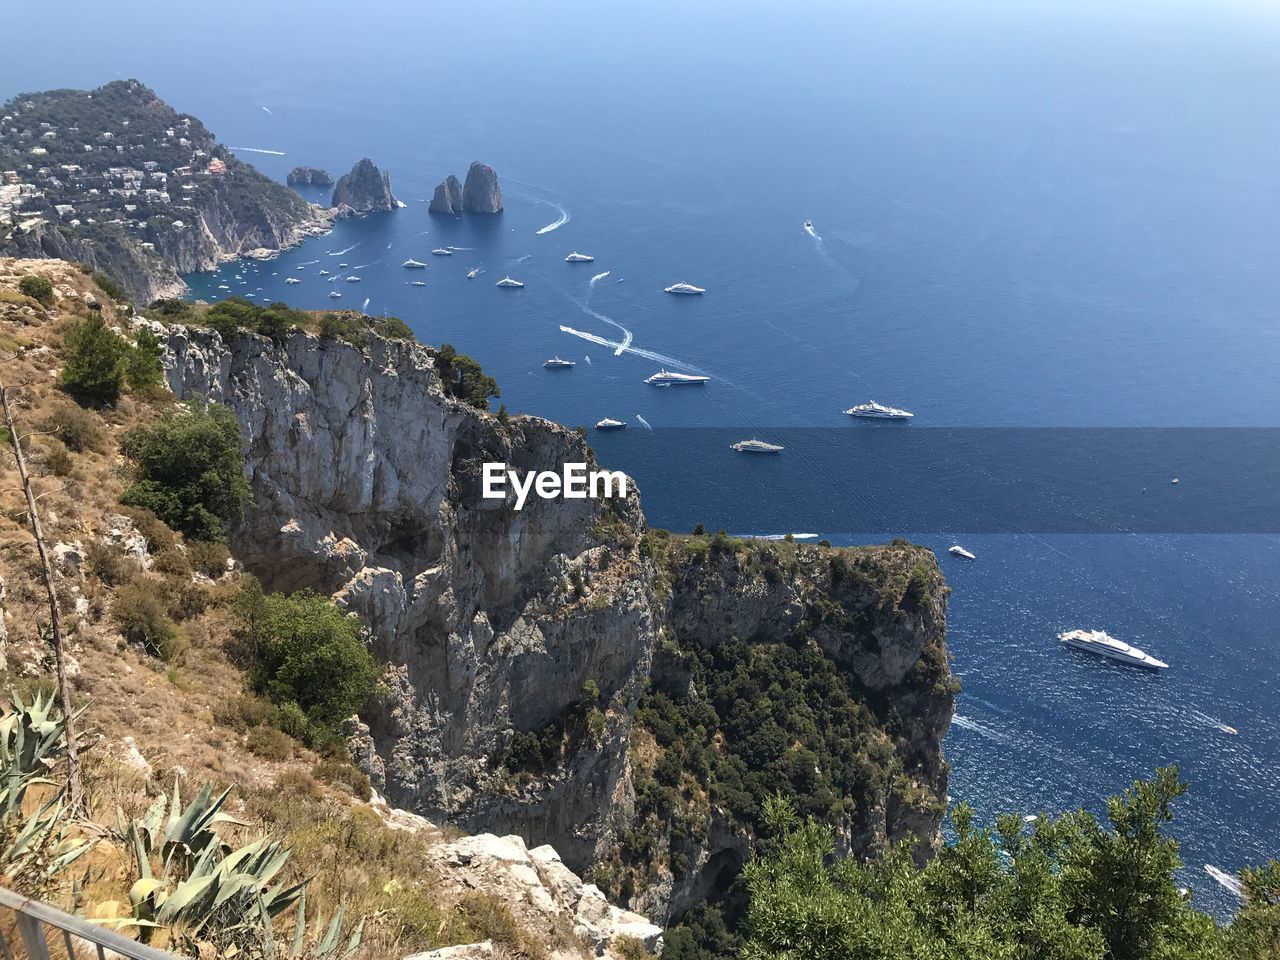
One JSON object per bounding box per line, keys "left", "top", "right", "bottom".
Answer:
{"left": 845, "top": 401, "right": 914, "bottom": 419}
{"left": 544, "top": 357, "right": 575, "bottom": 369}
{"left": 432, "top": 248, "right": 453, "bottom": 256}
{"left": 645, "top": 369, "right": 709, "bottom": 385}
{"left": 731, "top": 439, "right": 784, "bottom": 453}
{"left": 403, "top": 258, "right": 427, "bottom": 268}
{"left": 467, "top": 268, "right": 479, "bottom": 279}
{"left": 949, "top": 545, "right": 976, "bottom": 560}
{"left": 1058, "top": 629, "right": 1168, "bottom": 670}
{"left": 346, "top": 275, "right": 362, "bottom": 282}
{"left": 664, "top": 282, "right": 705, "bottom": 295}
{"left": 496, "top": 277, "right": 524, "bottom": 288}
{"left": 595, "top": 418, "right": 626, "bottom": 430}
{"left": 410, "top": 280, "right": 427, "bottom": 287}
{"left": 328, "top": 291, "right": 342, "bottom": 299}
{"left": 285, "top": 277, "right": 301, "bottom": 284}
{"left": 565, "top": 252, "right": 595, "bottom": 263}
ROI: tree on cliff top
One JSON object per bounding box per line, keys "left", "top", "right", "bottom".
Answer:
{"left": 434, "top": 343, "right": 499, "bottom": 409}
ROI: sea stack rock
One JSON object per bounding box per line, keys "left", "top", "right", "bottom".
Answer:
{"left": 461, "top": 161, "right": 503, "bottom": 213}
{"left": 428, "top": 175, "right": 465, "bottom": 215}
{"left": 286, "top": 166, "right": 333, "bottom": 187}
{"left": 331, "top": 158, "right": 397, "bottom": 214}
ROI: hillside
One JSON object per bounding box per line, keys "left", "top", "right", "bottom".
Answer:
{"left": 0, "top": 258, "right": 953, "bottom": 958}
{"left": 0, "top": 82, "right": 332, "bottom": 303}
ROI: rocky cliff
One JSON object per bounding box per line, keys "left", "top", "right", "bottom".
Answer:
{"left": 429, "top": 175, "right": 465, "bottom": 215}
{"left": 332, "top": 158, "right": 398, "bottom": 214}
{"left": 287, "top": 166, "right": 334, "bottom": 187}
{"left": 158, "top": 323, "right": 952, "bottom": 927}
{"left": 461, "top": 162, "right": 503, "bottom": 213}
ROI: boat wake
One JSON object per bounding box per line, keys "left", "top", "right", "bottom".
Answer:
{"left": 513, "top": 253, "right": 534, "bottom": 263}
{"left": 747, "top": 533, "right": 820, "bottom": 541}
{"left": 558, "top": 325, "right": 704, "bottom": 373}
{"left": 589, "top": 271, "right": 611, "bottom": 286}
{"left": 230, "top": 146, "right": 286, "bottom": 156}
{"left": 635, "top": 414, "right": 653, "bottom": 431}
{"left": 353, "top": 260, "right": 380, "bottom": 270}
{"left": 361, "top": 297, "right": 371, "bottom": 312}
{"left": 298, "top": 259, "right": 320, "bottom": 266}
{"left": 448, "top": 245, "right": 475, "bottom": 251}
{"left": 1188, "top": 710, "right": 1239, "bottom": 735}
{"left": 581, "top": 305, "right": 632, "bottom": 355}
{"left": 952, "top": 715, "right": 1009, "bottom": 742}
{"left": 261, "top": 106, "right": 272, "bottom": 115}
{"left": 1204, "top": 865, "right": 1244, "bottom": 898}
{"left": 535, "top": 204, "right": 570, "bottom": 235}
{"left": 804, "top": 221, "right": 821, "bottom": 240}
{"left": 328, "top": 243, "right": 361, "bottom": 256}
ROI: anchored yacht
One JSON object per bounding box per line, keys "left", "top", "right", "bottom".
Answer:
{"left": 664, "top": 282, "right": 705, "bottom": 295}
{"left": 565, "top": 252, "right": 595, "bottom": 263}
{"left": 496, "top": 277, "right": 525, "bottom": 288}
{"left": 328, "top": 291, "right": 342, "bottom": 299}
{"left": 544, "top": 357, "right": 575, "bottom": 369}
{"left": 403, "top": 258, "right": 427, "bottom": 269}
{"left": 431, "top": 248, "right": 453, "bottom": 256}
{"left": 319, "top": 269, "right": 330, "bottom": 276}
{"left": 338, "top": 262, "right": 350, "bottom": 267}
{"left": 346, "top": 275, "right": 362, "bottom": 282}
{"left": 285, "top": 277, "right": 301, "bottom": 284}
{"left": 949, "top": 545, "right": 976, "bottom": 560}
{"left": 645, "top": 369, "right": 710, "bottom": 386}
{"left": 595, "top": 418, "right": 626, "bottom": 431}
{"left": 845, "top": 401, "right": 914, "bottom": 419}
{"left": 732, "top": 439, "right": 784, "bottom": 453}
{"left": 1058, "top": 629, "right": 1168, "bottom": 671}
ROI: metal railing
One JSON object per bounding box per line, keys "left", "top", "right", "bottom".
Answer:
{"left": 0, "top": 886, "right": 178, "bottom": 960}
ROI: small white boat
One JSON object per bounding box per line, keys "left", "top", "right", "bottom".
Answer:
{"left": 467, "top": 268, "right": 479, "bottom": 279}
{"left": 645, "top": 369, "right": 709, "bottom": 385}
{"left": 595, "top": 418, "right": 626, "bottom": 430}
{"left": 804, "top": 219, "right": 815, "bottom": 230}
{"left": 1171, "top": 478, "right": 1180, "bottom": 485}
{"left": 285, "top": 277, "right": 301, "bottom": 284}
{"left": 732, "top": 439, "right": 784, "bottom": 454}
{"left": 948, "top": 545, "right": 976, "bottom": 560}
{"left": 496, "top": 277, "right": 524, "bottom": 288}
{"left": 338, "top": 262, "right": 349, "bottom": 267}
{"left": 319, "top": 269, "right": 330, "bottom": 275}
{"left": 346, "top": 275, "right": 362, "bottom": 282}
{"left": 1058, "top": 629, "right": 1168, "bottom": 671}
{"left": 565, "top": 252, "right": 595, "bottom": 263}
{"left": 665, "top": 282, "right": 705, "bottom": 295}
{"left": 544, "top": 357, "right": 575, "bottom": 369}
{"left": 329, "top": 291, "right": 342, "bottom": 299}
{"left": 845, "top": 401, "right": 914, "bottom": 420}
{"left": 432, "top": 248, "right": 453, "bottom": 256}
{"left": 410, "top": 280, "right": 427, "bottom": 287}
{"left": 217, "top": 284, "right": 230, "bottom": 290}
{"left": 403, "top": 258, "right": 427, "bottom": 268}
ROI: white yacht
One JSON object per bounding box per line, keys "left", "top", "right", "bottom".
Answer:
{"left": 544, "top": 357, "right": 575, "bottom": 369}
{"left": 410, "top": 280, "right": 427, "bottom": 287}
{"left": 845, "top": 401, "right": 914, "bottom": 420}
{"left": 432, "top": 248, "right": 453, "bottom": 256}
{"left": 948, "top": 545, "right": 976, "bottom": 560}
{"left": 285, "top": 277, "right": 301, "bottom": 284}
{"left": 403, "top": 258, "right": 427, "bottom": 269}
{"left": 645, "top": 369, "right": 710, "bottom": 386}
{"left": 565, "top": 252, "right": 595, "bottom": 263}
{"left": 595, "top": 418, "right": 626, "bottom": 431}
{"left": 217, "top": 284, "right": 230, "bottom": 290}
{"left": 732, "top": 439, "right": 784, "bottom": 454}
{"left": 467, "top": 268, "right": 479, "bottom": 279}
{"left": 328, "top": 291, "right": 342, "bottom": 299}
{"left": 346, "top": 275, "right": 362, "bottom": 282}
{"left": 319, "top": 269, "right": 330, "bottom": 275}
{"left": 664, "top": 282, "right": 705, "bottom": 295}
{"left": 338, "top": 262, "right": 350, "bottom": 268}
{"left": 496, "top": 277, "right": 524, "bottom": 288}
{"left": 1058, "top": 629, "right": 1168, "bottom": 671}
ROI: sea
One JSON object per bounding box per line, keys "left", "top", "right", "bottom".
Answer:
{"left": 7, "top": 0, "right": 1280, "bottom": 919}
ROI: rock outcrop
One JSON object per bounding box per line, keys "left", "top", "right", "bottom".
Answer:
{"left": 429, "top": 175, "right": 465, "bottom": 215}
{"left": 461, "top": 162, "right": 503, "bottom": 213}
{"left": 287, "top": 166, "right": 334, "bottom": 187}
{"left": 157, "top": 322, "right": 952, "bottom": 926}
{"left": 331, "top": 158, "right": 397, "bottom": 215}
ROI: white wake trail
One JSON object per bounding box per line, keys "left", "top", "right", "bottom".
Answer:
{"left": 589, "top": 271, "right": 611, "bottom": 286}
{"left": 635, "top": 415, "right": 653, "bottom": 431}
{"left": 804, "top": 222, "right": 821, "bottom": 240}
{"left": 353, "top": 260, "right": 381, "bottom": 270}
{"left": 535, "top": 204, "right": 570, "bottom": 235}
{"left": 261, "top": 106, "right": 273, "bottom": 115}
{"left": 558, "top": 326, "right": 703, "bottom": 372}
{"left": 582, "top": 305, "right": 632, "bottom": 355}
{"left": 361, "top": 297, "right": 370, "bottom": 312}
{"left": 328, "top": 243, "right": 361, "bottom": 256}
{"left": 1204, "top": 865, "right": 1244, "bottom": 898}
{"left": 230, "top": 146, "right": 286, "bottom": 156}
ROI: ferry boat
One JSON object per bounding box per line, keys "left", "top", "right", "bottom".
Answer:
{"left": 285, "top": 277, "right": 301, "bottom": 284}
{"left": 844, "top": 401, "right": 914, "bottom": 419}
{"left": 664, "top": 282, "right": 706, "bottom": 295}
{"left": 328, "top": 291, "right": 342, "bottom": 299}
{"left": 731, "top": 439, "right": 784, "bottom": 453}
{"left": 431, "top": 248, "right": 453, "bottom": 256}
{"left": 346, "top": 275, "right": 362, "bottom": 282}
{"left": 595, "top": 418, "right": 626, "bottom": 430}
{"left": 645, "top": 369, "right": 710, "bottom": 386}
{"left": 1058, "top": 629, "right": 1168, "bottom": 671}
{"left": 948, "top": 545, "right": 976, "bottom": 560}
{"left": 544, "top": 357, "right": 575, "bottom": 369}
{"left": 565, "top": 252, "right": 595, "bottom": 263}
{"left": 403, "top": 258, "right": 427, "bottom": 269}
{"left": 496, "top": 277, "right": 524, "bottom": 288}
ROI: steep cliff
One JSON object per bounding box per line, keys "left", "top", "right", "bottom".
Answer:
{"left": 332, "top": 158, "right": 397, "bottom": 214}
{"left": 461, "top": 162, "right": 503, "bottom": 213}
{"left": 158, "top": 321, "right": 954, "bottom": 929}
{"left": 430, "top": 175, "right": 465, "bottom": 215}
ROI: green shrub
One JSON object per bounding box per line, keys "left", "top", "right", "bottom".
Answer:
{"left": 246, "top": 725, "right": 293, "bottom": 761}
{"left": 113, "top": 581, "right": 182, "bottom": 660}
{"left": 312, "top": 758, "right": 373, "bottom": 801}
{"left": 60, "top": 314, "right": 129, "bottom": 403}
{"left": 91, "top": 272, "right": 126, "bottom": 303}
{"left": 37, "top": 437, "right": 74, "bottom": 477}
{"left": 118, "top": 506, "right": 176, "bottom": 552}
{"left": 119, "top": 401, "right": 250, "bottom": 542}
{"left": 235, "top": 588, "right": 379, "bottom": 734}
{"left": 148, "top": 298, "right": 194, "bottom": 319}
{"left": 125, "top": 327, "right": 165, "bottom": 392}
{"left": 85, "top": 540, "right": 136, "bottom": 586}
{"left": 187, "top": 539, "right": 231, "bottom": 578}
{"left": 18, "top": 275, "right": 55, "bottom": 307}
{"left": 42, "top": 401, "right": 104, "bottom": 452}
{"left": 433, "top": 344, "right": 498, "bottom": 409}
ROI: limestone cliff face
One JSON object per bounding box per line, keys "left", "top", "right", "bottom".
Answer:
{"left": 331, "top": 158, "right": 397, "bottom": 214}
{"left": 157, "top": 323, "right": 952, "bottom": 925}
{"left": 461, "top": 162, "right": 503, "bottom": 213}
{"left": 287, "top": 166, "right": 334, "bottom": 186}
{"left": 429, "top": 175, "right": 465, "bottom": 215}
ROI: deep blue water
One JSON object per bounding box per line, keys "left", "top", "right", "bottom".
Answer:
{"left": 8, "top": 0, "right": 1280, "bottom": 919}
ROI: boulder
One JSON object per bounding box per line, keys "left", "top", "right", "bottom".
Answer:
{"left": 461, "top": 162, "right": 503, "bottom": 213}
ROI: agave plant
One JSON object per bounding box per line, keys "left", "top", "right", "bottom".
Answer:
{"left": 0, "top": 690, "right": 91, "bottom": 896}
